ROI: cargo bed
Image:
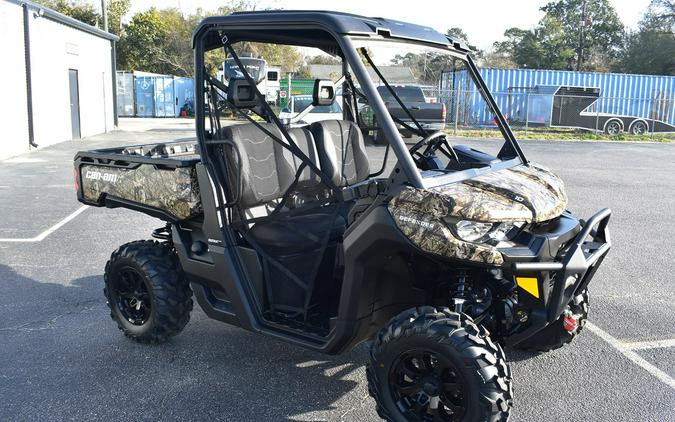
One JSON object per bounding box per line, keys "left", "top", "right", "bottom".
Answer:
{"left": 74, "top": 141, "right": 203, "bottom": 222}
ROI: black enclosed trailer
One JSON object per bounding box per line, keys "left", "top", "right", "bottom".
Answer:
{"left": 537, "top": 85, "right": 675, "bottom": 135}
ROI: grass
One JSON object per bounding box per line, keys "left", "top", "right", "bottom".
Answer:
{"left": 445, "top": 127, "right": 675, "bottom": 143}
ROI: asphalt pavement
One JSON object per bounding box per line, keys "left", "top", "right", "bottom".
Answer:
{"left": 0, "top": 118, "right": 674, "bottom": 421}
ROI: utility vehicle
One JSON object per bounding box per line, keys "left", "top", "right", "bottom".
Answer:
{"left": 74, "top": 11, "right": 611, "bottom": 421}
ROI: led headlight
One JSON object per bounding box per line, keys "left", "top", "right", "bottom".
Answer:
{"left": 453, "top": 220, "right": 525, "bottom": 244}
{"left": 455, "top": 220, "right": 493, "bottom": 242}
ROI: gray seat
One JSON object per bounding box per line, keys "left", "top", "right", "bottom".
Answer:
{"left": 220, "top": 123, "right": 321, "bottom": 209}
{"left": 220, "top": 122, "right": 345, "bottom": 251}
{"left": 309, "top": 120, "right": 370, "bottom": 187}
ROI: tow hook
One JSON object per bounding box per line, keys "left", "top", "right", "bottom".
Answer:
{"left": 562, "top": 310, "right": 579, "bottom": 332}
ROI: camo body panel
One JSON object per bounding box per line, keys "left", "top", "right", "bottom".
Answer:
{"left": 80, "top": 164, "right": 202, "bottom": 220}
{"left": 388, "top": 163, "right": 567, "bottom": 265}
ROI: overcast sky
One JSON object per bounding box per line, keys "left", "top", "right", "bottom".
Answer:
{"left": 120, "top": 0, "right": 651, "bottom": 50}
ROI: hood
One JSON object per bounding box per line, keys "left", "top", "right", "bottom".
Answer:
{"left": 386, "top": 163, "right": 567, "bottom": 265}
{"left": 424, "top": 163, "right": 568, "bottom": 224}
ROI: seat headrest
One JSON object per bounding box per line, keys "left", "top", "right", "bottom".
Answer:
{"left": 309, "top": 120, "right": 370, "bottom": 187}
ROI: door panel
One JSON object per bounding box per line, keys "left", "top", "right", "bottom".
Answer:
{"left": 68, "top": 69, "right": 81, "bottom": 139}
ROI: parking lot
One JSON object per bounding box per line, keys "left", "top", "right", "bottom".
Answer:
{"left": 1, "top": 118, "right": 674, "bottom": 421}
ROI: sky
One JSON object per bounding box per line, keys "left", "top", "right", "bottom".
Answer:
{"left": 117, "top": 0, "right": 651, "bottom": 50}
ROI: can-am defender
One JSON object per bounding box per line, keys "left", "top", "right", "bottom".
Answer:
{"left": 74, "top": 11, "right": 611, "bottom": 421}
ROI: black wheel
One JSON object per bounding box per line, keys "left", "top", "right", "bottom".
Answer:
{"left": 516, "top": 290, "right": 589, "bottom": 353}
{"left": 104, "top": 240, "right": 193, "bottom": 344}
{"left": 368, "top": 307, "right": 512, "bottom": 422}
{"left": 629, "top": 120, "right": 648, "bottom": 135}
{"left": 604, "top": 120, "right": 622, "bottom": 135}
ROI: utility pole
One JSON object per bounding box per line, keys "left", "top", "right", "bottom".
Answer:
{"left": 576, "top": 0, "right": 587, "bottom": 71}
{"left": 101, "top": 0, "right": 108, "bottom": 32}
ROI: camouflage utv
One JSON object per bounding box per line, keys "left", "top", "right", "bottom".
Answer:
{"left": 75, "top": 11, "right": 611, "bottom": 422}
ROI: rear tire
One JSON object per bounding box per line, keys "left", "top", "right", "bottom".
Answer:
{"left": 629, "top": 120, "right": 648, "bottom": 135}
{"left": 604, "top": 119, "right": 622, "bottom": 135}
{"left": 104, "top": 240, "right": 193, "bottom": 344}
{"left": 516, "top": 290, "right": 589, "bottom": 353}
{"left": 368, "top": 307, "right": 512, "bottom": 422}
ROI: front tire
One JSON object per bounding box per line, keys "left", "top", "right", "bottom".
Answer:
{"left": 104, "top": 240, "right": 193, "bottom": 344}
{"left": 604, "top": 119, "right": 622, "bottom": 135}
{"left": 368, "top": 307, "right": 512, "bottom": 422}
{"left": 516, "top": 290, "right": 589, "bottom": 353}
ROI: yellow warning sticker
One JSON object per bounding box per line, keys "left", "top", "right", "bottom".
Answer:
{"left": 516, "top": 277, "right": 540, "bottom": 299}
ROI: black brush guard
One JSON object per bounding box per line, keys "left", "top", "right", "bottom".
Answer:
{"left": 506, "top": 208, "right": 611, "bottom": 346}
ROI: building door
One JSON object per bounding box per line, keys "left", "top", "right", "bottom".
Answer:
{"left": 68, "top": 69, "right": 81, "bottom": 139}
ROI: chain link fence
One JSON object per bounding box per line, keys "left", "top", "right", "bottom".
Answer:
{"left": 421, "top": 88, "right": 675, "bottom": 140}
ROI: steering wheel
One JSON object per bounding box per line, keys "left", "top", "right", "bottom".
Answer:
{"left": 408, "top": 131, "right": 459, "bottom": 167}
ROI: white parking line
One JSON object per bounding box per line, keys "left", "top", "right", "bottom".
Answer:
{"left": 0, "top": 206, "right": 88, "bottom": 243}
{"left": 586, "top": 322, "right": 675, "bottom": 390}
{"left": 623, "top": 338, "right": 675, "bottom": 351}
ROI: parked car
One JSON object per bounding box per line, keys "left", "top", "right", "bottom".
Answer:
{"left": 279, "top": 94, "right": 342, "bottom": 124}
{"left": 360, "top": 85, "right": 446, "bottom": 136}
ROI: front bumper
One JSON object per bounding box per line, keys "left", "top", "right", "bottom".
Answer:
{"left": 506, "top": 208, "right": 611, "bottom": 345}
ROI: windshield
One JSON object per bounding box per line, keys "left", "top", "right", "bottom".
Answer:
{"left": 350, "top": 39, "right": 522, "bottom": 178}
{"left": 377, "top": 86, "right": 426, "bottom": 103}
{"left": 223, "top": 57, "right": 266, "bottom": 84}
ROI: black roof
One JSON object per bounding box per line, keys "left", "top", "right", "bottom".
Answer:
{"left": 194, "top": 10, "right": 468, "bottom": 52}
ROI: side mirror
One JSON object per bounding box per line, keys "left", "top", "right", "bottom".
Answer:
{"left": 312, "top": 79, "right": 335, "bottom": 107}
{"left": 227, "top": 78, "right": 257, "bottom": 108}
{"left": 357, "top": 97, "right": 368, "bottom": 104}
{"left": 281, "top": 108, "right": 290, "bottom": 113}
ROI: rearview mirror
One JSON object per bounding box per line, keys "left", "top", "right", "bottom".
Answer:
{"left": 312, "top": 79, "right": 335, "bottom": 107}
{"left": 227, "top": 78, "right": 257, "bottom": 108}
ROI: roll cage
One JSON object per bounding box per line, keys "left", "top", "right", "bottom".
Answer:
{"left": 193, "top": 11, "right": 527, "bottom": 191}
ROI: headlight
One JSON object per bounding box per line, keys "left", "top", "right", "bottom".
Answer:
{"left": 453, "top": 220, "right": 525, "bottom": 244}
{"left": 455, "top": 220, "right": 493, "bottom": 242}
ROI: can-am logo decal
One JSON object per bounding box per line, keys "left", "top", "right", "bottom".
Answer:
{"left": 398, "top": 215, "right": 435, "bottom": 230}
{"left": 84, "top": 170, "right": 119, "bottom": 183}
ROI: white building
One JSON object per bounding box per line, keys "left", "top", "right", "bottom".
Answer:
{"left": 0, "top": 0, "right": 118, "bottom": 160}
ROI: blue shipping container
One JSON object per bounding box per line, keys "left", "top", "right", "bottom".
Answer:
{"left": 173, "top": 77, "right": 195, "bottom": 117}
{"left": 134, "top": 76, "right": 155, "bottom": 117}
{"left": 154, "top": 76, "right": 175, "bottom": 117}
{"left": 441, "top": 68, "right": 675, "bottom": 127}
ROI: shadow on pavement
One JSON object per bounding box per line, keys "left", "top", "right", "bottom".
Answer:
{"left": 0, "top": 263, "right": 368, "bottom": 421}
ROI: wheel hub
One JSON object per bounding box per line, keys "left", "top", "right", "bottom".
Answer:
{"left": 422, "top": 379, "right": 440, "bottom": 396}
{"left": 114, "top": 267, "right": 151, "bottom": 326}
{"left": 390, "top": 350, "right": 467, "bottom": 421}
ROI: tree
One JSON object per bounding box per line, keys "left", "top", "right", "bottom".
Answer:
{"left": 34, "top": 0, "right": 99, "bottom": 26}
{"left": 541, "top": 0, "right": 625, "bottom": 69}
{"left": 117, "top": 8, "right": 170, "bottom": 74}
{"left": 488, "top": 0, "right": 621, "bottom": 70}
{"left": 306, "top": 55, "right": 342, "bottom": 65}
{"left": 106, "top": 0, "right": 131, "bottom": 35}
{"left": 446, "top": 27, "right": 482, "bottom": 58}
{"left": 33, "top": 0, "right": 130, "bottom": 35}
{"left": 446, "top": 27, "right": 469, "bottom": 42}
{"left": 618, "top": 0, "right": 675, "bottom": 75}
{"left": 490, "top": 19, "right": 575, "bottom": 70}
{"left": 390, "top": 52, "right": 453, "bottom": 85}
